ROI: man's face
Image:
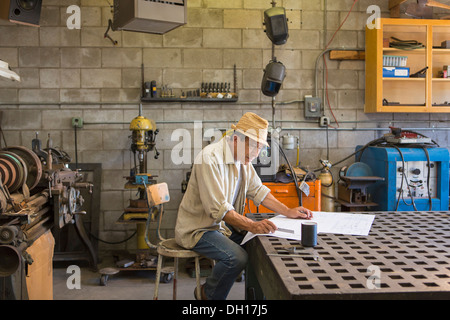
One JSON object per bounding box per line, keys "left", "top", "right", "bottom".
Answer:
{"left": 234, "top": 135, "right": 263, "bottom": 165}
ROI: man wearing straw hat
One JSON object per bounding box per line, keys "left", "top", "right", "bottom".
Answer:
{"left": 175, "top": 112, "right": 313, "bottom": 300}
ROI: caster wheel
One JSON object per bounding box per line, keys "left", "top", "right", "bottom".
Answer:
{"left": 161, "top": 272, "right": 173, "bottom": 283}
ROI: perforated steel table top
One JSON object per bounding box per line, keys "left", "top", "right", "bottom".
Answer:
{"left": 246, "top": 211, "right": 450, "bottom": 299}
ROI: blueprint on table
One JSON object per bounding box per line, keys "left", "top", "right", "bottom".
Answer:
{"left": 241, "top": 211, "right": 376, "bottom": 245}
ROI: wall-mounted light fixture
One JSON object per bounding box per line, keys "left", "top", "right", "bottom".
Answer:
{"left": 0, "top": 60, "right": 20, "bottom": 82}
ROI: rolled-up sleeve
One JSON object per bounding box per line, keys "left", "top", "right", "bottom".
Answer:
{"left": 195, "top": 154, "right": 234, "bottom": 223}
{"left": 246, "top": 164, "right": 270, "bottom": 206}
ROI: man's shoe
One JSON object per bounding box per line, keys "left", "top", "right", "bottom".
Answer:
{"left": 194, "top": 284, "right": 207, "bottom": 300}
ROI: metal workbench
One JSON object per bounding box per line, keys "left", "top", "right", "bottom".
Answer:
{"left": 245, "top": 211, "right": 450, "bottom": 300}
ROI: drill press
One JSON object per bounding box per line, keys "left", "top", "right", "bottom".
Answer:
{"left": 122, "top": 105, "right": 160, "bottom": 266}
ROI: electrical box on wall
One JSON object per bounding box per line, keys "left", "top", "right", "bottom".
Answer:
{"left": 304, "top": 96, "right": 322, "bottom": 119}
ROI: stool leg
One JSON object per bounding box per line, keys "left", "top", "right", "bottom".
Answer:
{"left": 153, "top": 254, "right": 163, "bottom": 300}
{"left": 173, "top": 257, "right": 178, "bottom": 300}
{"left": 195, "top": 256, "right": 201, "bottom": 299}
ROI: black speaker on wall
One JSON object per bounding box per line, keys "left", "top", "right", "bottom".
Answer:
{"left": 0, "top": 0, "right": 42, "bottom": 27}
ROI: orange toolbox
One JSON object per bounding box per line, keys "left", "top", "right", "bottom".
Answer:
{"left": 245, "top": 180, "right": 321, "bottom": 214}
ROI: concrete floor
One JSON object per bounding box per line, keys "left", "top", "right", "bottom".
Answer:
{"left": 52, "top": 252, "right": 245, "bottom": 300}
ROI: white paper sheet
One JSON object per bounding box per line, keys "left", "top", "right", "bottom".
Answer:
{"left": 241, "top": 211, "right": 376, "bottom": 245}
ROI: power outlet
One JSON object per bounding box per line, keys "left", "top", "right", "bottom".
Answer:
{"left": 319, "top": 116, "right": 330, "bottom": 127}
{"left": 72, "top": 117, "right": 83, "bottom": 128}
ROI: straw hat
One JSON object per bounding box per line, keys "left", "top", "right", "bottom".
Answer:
{"left": 231, "top": 112, "right": 269, "bottom": 147}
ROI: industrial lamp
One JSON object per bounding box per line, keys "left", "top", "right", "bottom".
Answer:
{"left": 261, "top": 59, "right": 286, "bottom": 97}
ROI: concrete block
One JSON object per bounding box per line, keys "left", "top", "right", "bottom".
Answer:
{"left": 100, "top": 88, "right": 141, "bottom": 103}
{"left": 82, "top": 150, "right": 124, "bottom": 170}
{"left": 100, "top": 191, "right": 124, "bottom": 212}
{"left": 184, "top": 49, "right": 223, "bottom": 68}
{"left": 204, "top": 0, "right": 242, "bottom": 9}
{"left": 0, "top": 109, "right": 42, "bottom": 130}
{"left": 327, "top": 70, "right": 359, "bottom": 89}
{"left": 242, "top": 69, "right": 262, "bottom": 89}
{"left": 338, "top": 131, "right": 376, "bottom": 149}
{"left": 187, "top": 8, "right": 223, "bottom": 28}
{"left": 286, "top": 9, "right": 302, "bottom": 30}
{"left": 82, "top": 27, "right": 120, "bottom": 47}
{"left": 163, "top": 27, "right": 203, "bottom": 48}
{"left": 285, "top": 30, "right": 321, "bottom": 49}
{"left": 224, "top": 9, "right": 262, "bottom": 29}
{"left": 300, "top": 130, "right": 337, "bottom": 149}
{"left": 61, "top": 48, "right": 101, "bottom": 68}
{"left": 80, "top": 6, "right": 102, "bottom": 26}
{"left": 224, "top": 49, "right": 262, "bottom": 68}
{"left": 143, "top": 48, "right": 182, "bottom": 68}
{"left": 162, "top": 68, "right": 202, "bottom": 89}
{"left": 102, "top": 129, "right": 130, "bottom": 150}
{"left": 75, "top": 129, "right": 103, "bottom": 151}
{"left": 263, "top": 49, "right": 301, "bottom": 69}
{"left": 301, "top": 11, "right": 324, "bottom": 30}
{"left": 203, "top": 29, "right": 241, "bottom": 48}
{"left": 243, "top": 29, "right": 271, "bottom": 49}
{"left": 0, "top": 90, "right": 18, "bottom": 103}
{"left": 60, "top": 89, "right": 101, "bottom": 103}
{"left": 18, "top": 89, "right": 59, "bottom": 103}
{"left": 40, "top": 6, "right": 60, "bottom": 26}
{"left": 0, "top": 48, "right": 18, "bottom": 67}
{"left": 60, "top": 69, "right": 81, "bottom": 88}
{"left": 0, "top": 26, "right": 39, "bottom": 47}
{"left": 40, "top": 69, "right": 60, "bottom": 88}
{"left": 102, "top": 48, "right": 142, "bottom": 68}
{"left": 81, "top": 69, "right": 122, "bottom": 88}
{"left": 101, "top": 170, "right": 128, "bottom": 190}
{"left": 121, "top": 31, "right": 163, "bottom": 48}
{"left": 39, "top": 27, "right": 80, "bottom": 47}
{"left": 17, "top": 69, "right": 40, "bottom": 88}
{"left": 338, "top": 90, "right": 364, "bottom": 109}
{"left": 42, "top": 109, "right": 82, "bottom": 130}
{"left": 122, "top": 68, "right": 141, "bottom": 88}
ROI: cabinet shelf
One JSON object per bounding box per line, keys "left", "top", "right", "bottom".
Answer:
{"left": 366, "top": 18, "right": 450, "bottom": 113}
{"left": 382, "top": 77, "right": 425, "bottom": 81}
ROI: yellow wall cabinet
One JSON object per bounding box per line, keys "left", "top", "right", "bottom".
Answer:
{"left": 365, "top": 18, "right": 450, "bottom": 113}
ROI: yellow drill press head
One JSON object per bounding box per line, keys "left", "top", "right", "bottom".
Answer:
{"left": 129, "top": 115, "right": 156, "bottom": 152}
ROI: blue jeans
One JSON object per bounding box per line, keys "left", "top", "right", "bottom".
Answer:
{"left": 193, "top": 227, "right": 247, "bottom": 300}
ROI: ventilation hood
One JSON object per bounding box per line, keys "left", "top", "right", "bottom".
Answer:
{"left": 113, "top": 0, "right": 187, "bottom": 35}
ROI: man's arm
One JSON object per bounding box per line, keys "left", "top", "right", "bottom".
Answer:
{"left": 261, "top": 192, "right": 313, "bottom": 219}
{"left": 223, "top": 209, "right": 277, "bottom": 234}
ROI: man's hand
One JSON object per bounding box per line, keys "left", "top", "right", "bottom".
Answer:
{"left": 248, "top": 219, "right": 277, "bottom": 234}
{"left": 284, "top": 206, "right": 313, "bottom": 220}
{"left": 261, "top": 193, "right": 313, "bottom": 220}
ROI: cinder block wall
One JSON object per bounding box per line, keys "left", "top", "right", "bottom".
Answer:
{"left": 1, "top": 0, "right": 449, "bottom": 253}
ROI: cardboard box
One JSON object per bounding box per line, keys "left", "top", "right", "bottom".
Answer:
{"left": 383, "top": 67, "right": 410, "bottom": 78}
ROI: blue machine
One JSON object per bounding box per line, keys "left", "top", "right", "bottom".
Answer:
{"left": 357, "top": 146, "right": 449, "bottom": 211}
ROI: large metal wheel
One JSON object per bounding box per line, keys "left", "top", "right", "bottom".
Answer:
{"left": 4, "top": 146, "right": 42, "bottom": 191}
